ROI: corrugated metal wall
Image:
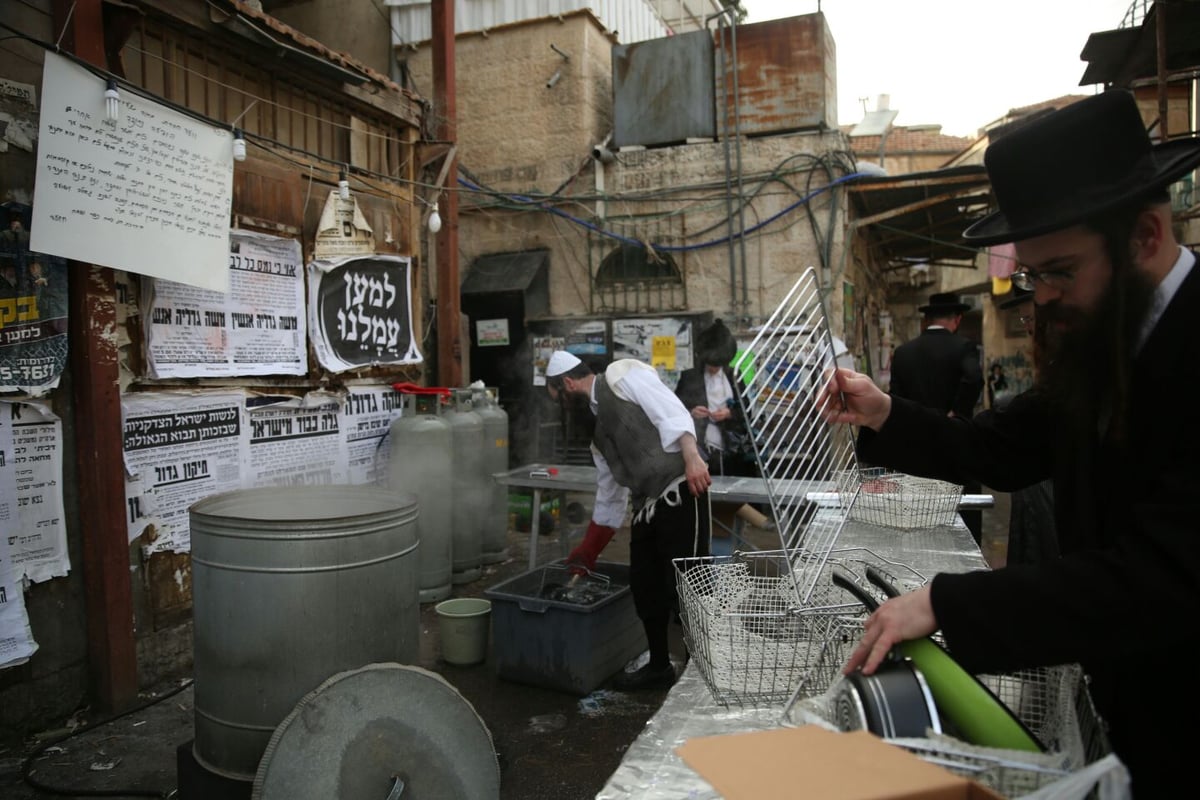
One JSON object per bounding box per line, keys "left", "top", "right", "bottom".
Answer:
{"left": 386, "top": 0, "right": 668, "bottom": 46}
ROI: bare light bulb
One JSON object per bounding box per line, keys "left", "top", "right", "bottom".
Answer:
{"left": 232, "top": 129, "right": 246, "bottom": 162}
{"left": 104, "top": 79, "right": 120, "bottom": 121}
{"left": 338, "top": 170, "right": 350, "bottom": 200}
{"left": 428, "top": 203, "right": 442, "bottom": 233}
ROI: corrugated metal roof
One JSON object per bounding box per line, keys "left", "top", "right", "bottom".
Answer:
{"left": 386, "top": 0, "right": 668, "bottom": 46}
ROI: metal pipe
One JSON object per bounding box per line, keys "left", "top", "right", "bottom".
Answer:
{"left": 709, "top": 9, "right": 738, "bottom": 321}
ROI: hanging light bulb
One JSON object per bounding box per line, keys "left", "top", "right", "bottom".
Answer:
{"left": 338, "top": 169, "right": 351, "bottom": 201}
{"left": 232, "top": 128, "right": 247, "bottom": 162}
{"left": 428, "top": 201, "right": 442, "bottom": 234}
{"left": 104, "top": 78, "right": 120, "bottom": 121}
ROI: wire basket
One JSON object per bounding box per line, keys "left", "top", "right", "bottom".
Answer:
{"left": 787, "top": 653, "right": 1113, "bottom": 796}
{"left": 673, "top": 551, "right": 864, "bottom": 708}
{"left": 838, "top": 467, "right": 964, "bottom": 530}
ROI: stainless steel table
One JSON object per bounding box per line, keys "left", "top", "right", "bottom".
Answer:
{"left": 493, "top": 463, "right": 993, "bottom": 570}
{"left": 596, "top": 519, "right": 990, "bottom": 800}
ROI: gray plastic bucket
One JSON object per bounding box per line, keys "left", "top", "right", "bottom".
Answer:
{"left": 435, "top": 598, "right": 492, "bottom": 665}
{"left": 190, "top": 485, "right": 419, "bottom": 781}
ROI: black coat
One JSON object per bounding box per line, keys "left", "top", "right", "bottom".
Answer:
{"left": 858, "top": 261, "right": 1200, "bottom": 796}
{"left": 889, "top": 328, "right": 983, "bottom": 418}
{"left": 674, "top": 365, "right": 752, "bottom": 475}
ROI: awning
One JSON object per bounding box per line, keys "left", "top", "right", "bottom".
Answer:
{"left": 847, "top": 165, "right": 992, "bottom": 271}
{"left": 1080, "top": 4, "right": 1200, "bottom": 87}
{"left": 462, "top": 249, "right": 549, "bottom": 294}
{"left": 461, "top": 249, "right": 551, "bottom": 318}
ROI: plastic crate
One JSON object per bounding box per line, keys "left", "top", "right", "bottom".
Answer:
{"left": 484, "top": 560, "right": 645, "bottom": 695}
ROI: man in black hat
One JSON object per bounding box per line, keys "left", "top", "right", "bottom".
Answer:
{"left": 887, "top": 291, "right": 984, "bottom": 540}
{"left": 824, "top": 89, "right": 1200, "bottom": 795}
{"left": 890, "top": 292, "right": 983, "bottom": 421}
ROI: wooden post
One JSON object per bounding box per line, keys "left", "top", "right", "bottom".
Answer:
{"left": 431, "top": 0, "right": 462, "bottom": 388}
{"left": 52, "top": 0, "right": 139, "bottom": 712}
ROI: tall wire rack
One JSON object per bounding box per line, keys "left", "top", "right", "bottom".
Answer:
{"left": 733, "top": 268, "right": 860, "bottom": 602}
{"left": 673, "top": 268, "right": 865, "bottom": 707}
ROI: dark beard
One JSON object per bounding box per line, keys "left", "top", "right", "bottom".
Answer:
{"left": 1036, "top": 267, "right": 1156, "bottom": 435}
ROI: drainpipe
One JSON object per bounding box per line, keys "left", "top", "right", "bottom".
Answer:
{"left": 432, "top": 0, "right": 462, "bottom": 387}
{"left": 708, "top": 8, "right": 746, "bottom": 323}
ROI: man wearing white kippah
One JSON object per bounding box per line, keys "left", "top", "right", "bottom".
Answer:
{"left": 545, "top": 350, "right": 712, "bottom": 690}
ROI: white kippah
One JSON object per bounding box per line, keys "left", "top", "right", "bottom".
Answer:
{"left": 546, "top": 350, "right": 582, "bottom": 377}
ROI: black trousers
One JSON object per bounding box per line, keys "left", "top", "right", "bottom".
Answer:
{"left": 628, "top": 481, "right": 711, "bottom": 667}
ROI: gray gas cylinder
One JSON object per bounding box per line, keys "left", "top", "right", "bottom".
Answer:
{"left": 443, "top": 389, "right": 484, "bottom": 583}
{"left": 472, "top": 386, "right": 510, "bottom": 564}
{"left": 389, "top": 392, "right": 454, "bottom": 602}
{"left": 189, "top": 485, "right": 419, "bottom": 781}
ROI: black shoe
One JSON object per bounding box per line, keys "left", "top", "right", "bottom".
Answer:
{"left": 613, "top": 663, "right": 676, "bottom": 691}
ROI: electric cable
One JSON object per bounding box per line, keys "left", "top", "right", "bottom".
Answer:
{"left": 20, "top": 679, "right": 195, "bottom": 798}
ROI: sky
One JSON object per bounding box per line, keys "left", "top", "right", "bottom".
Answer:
{"left": 744, "top": 0, "right": 1136, "bottom": 137}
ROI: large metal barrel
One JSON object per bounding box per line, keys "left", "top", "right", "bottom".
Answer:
{"left": 443, "top": 389, "right": 484, "bottom": 584}
{"left": 389, "top": 392, "right": 454, "bottom": 602}
{"left": 472, "top": 386, "right": 510, "bottom": 564}
{"left": 189, "top": 485, "right": 419, "bottom": 781}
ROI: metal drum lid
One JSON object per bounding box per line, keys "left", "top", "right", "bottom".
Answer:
{"left": 252, "top": 663, "right": 500, "bottom": 800}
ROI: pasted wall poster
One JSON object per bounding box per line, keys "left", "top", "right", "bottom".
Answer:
{"left": 143, "top": 230, "right": 306, "bottom": 378}
{"left": 0, "top": 202, "right": 68, "bottom": 396}
{"left": 307, "top": 255, "right": 421, "bottom": 372}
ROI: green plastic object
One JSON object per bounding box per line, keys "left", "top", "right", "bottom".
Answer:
{"left": 732, "top": 349, "right": 755, "bottom": 385}
{"left": 896, "top": 637, "right": 1042, "bottom": 753}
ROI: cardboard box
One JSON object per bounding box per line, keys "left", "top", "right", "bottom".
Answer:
{"left": 677, "top": 725, "right": 1005, "bottom": 800}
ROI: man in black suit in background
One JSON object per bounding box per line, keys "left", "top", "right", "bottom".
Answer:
{"left": 887, "top": 292, "right": 984, "bottom": 542}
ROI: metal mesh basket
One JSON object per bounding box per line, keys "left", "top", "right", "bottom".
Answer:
{"left": 674, "top": 551, "right": 867, "bottom": 708}
{"left": 837, "top": 467, "right": 964, "bottom": 530}
{"left": 786, "top": 654, "right": 1113, "bottom": 796}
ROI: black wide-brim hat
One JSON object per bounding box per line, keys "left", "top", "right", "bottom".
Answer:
{"left": 918, "top": 292, "right": 971, "bottom": 314}
{"left": 962, "top": 90, "right": 1200, "bottom": 246}
{"left": 696, "top": 319, "right": 737, "bottom": 366}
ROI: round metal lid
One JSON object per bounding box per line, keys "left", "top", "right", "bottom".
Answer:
{"left": 252, "top": 663, "right": 500, "bottom": 800}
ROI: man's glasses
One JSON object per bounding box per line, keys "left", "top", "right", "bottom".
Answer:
{"left": 1010, "top": 267, "right": 1076, "bottom": 292}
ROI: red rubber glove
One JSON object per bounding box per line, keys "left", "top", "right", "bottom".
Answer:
{"left": 566, "top": 521, "right": 616, "bottom": 575}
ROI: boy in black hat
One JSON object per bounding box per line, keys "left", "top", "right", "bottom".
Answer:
{"left": 825, "top": 89, "right": 1200, "bottom": 796}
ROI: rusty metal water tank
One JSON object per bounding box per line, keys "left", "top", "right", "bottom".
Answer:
{"left": 443, "top": 389, "right": 484, "bottom": 584}
{"left": 471, "top": 386, "right": 509, "bottom": 564}
{"left": 189, "top": 485, "right": 419, "bottom": 781}
{"left": 389, "top": 391, "right": 454, "bottom": 602}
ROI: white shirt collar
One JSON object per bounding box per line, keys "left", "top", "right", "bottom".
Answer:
{"left": 1136, "top": 246, "right": 1194, "bottom": 353}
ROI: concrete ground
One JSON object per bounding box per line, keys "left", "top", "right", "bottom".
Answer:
{"left": 0, "top": 488, "right": 1012, "bottom": 799}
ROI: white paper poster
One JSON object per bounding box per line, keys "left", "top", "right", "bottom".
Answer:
{"left": 144, "top": 231, "right": 306, "bottom": 377}
{"left": 1, "top": 401, "right": 68, "bottom": 582}
{"left": 307, "top": 255, "right": 421, "bottom": 372}
{"left": 30, "top": 52, "right": 234, "bottom": 292}
{"left": 122, "top": 391, "right": 246, "bottom": 553}
{"left": 0, "top": 569, "right": 37, "bottom": 670}
{"left": 613, "top": 317, "right": 693, "bottom": 390}
{"left": 246, "top": 393, "right": 348, "bottom": 488}
{"left": 341, "top": 385, "right": 404, "bottom": 487}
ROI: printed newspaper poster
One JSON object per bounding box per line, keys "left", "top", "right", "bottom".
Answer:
{"left": 144, "top": 230, "right": 306, "bottom": 378}
{"left": 341, "top": 384, "right": 404, "bottom": 487}
{"left": 246, "top": 392, "right": 348, "bottom": 488}
{"left": 1, "top": 400, "right": 69, "bottom": 582}
{"left": 0, "top": 567, "right": 37, "bottom": 670}
{"left": 122, "top": 391, "right": 245, "bottom": 553}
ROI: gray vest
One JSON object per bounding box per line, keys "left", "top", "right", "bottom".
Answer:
{"left": 593, "top": 369, "right": 685, "bottom": 509}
